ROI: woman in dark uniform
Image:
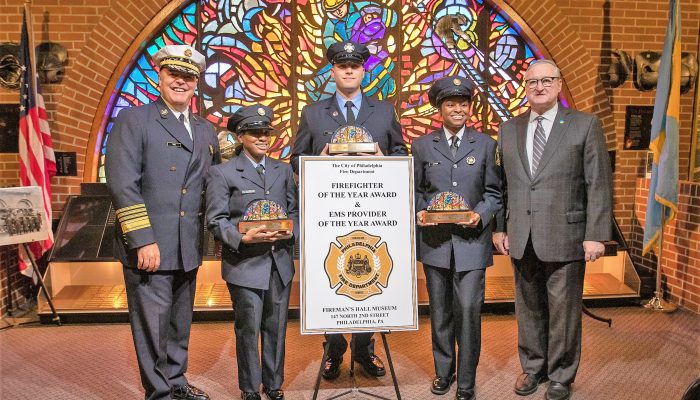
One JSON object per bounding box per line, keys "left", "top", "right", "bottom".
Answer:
{"left": 412, "top": 77, "right": 502, "bottom": 400}
{"left": 206, "top": 105, "right": 298, "bottom": 400}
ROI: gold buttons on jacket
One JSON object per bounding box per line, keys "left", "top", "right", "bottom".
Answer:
{"left": 180, "top": 211, "right": 185, "bottom": 217}
{"left": 182, "top": 188, "right": 187, "bottom": 194}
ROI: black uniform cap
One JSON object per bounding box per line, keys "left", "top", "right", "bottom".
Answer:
{"left": 428, "top": 76, "right": 475, "bottom": 107}
{"left": 227, "top": 105, "right": 274, "bottom": 134}
{"left": 326, "top": 41, "right": 370, "bottom": 65}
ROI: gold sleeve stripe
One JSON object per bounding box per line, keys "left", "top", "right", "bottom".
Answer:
{"left": 121, "top": 219, "right": 152, "bottom": 234}
{"left": 121, "top": 216, "right": 150, "bottom": 226}
{"left": 117, "top": 209, "right": 148, "bottom": 221}
{"left": 115, "top": 203, "right": 146, "bottom": 215}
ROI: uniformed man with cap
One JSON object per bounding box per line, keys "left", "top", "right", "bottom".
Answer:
{"left": 105, "top": 44, "right": 220, "bottom": 400}
{"left": 412, "top": 77, "right": 501, "bottom": 400}
{"left": 290, "top": 40, "right": 407, "bottom": 381}
{"left": 206, "top": 105, "right": 298, "bottom": 400}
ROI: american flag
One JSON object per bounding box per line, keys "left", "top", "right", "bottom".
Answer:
{"left": 18, "top": 9, "right": 56, "bottom": 278}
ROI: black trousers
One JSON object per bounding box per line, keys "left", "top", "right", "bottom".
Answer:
{"left": 228, "top": 267, "right": 291, "bottom": 393}
{"left": 424, "top": 262, "right": 485, "bottom": 391}
{"left": 324, "top": 332, "right": 375, "bottom": 360}
{"left": 123, "top": 266, "right": 197, "bottom": 400}
{"left": 512, "top": 238, "right": 586, "bottom": 385}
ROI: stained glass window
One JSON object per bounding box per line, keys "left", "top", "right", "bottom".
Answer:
{"left": 97, "top": 0, "right": 547, "bottom": 181}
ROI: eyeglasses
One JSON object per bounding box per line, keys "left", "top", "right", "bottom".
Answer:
{"left": 525, "top": 77, "right": 559, "bottom": 88}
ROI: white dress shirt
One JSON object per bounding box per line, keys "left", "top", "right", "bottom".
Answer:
{"left": 443, "top": 125, "right": 465, "bottom": 146}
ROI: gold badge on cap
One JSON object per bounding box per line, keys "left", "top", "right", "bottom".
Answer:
{"left": 257, "top": 107, "right": 266, "bottom": 116}
{"left": 160, "top": 109, "right": 168, "bottom": 116}
{"left": 466, "top": 155, "right": 476, "bottom": 165}
{"left": 184, "top": 48, "right": 192, "bottom": 57}
{"left": 344, "top": 42, "right": 355, "bottom": 53}
{"left": 453, "top": 78, "right": 462, "bottom": 86}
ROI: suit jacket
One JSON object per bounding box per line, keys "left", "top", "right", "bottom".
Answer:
{"left": 413, "top": 128, "right": 502, "bottom": 271}
{"left": 205, "top": 154, "right": 299, "bottom": 290}
{"left": 105, "top": 98, "right": 220, "bottom": 271}
{"left": 290, "top": 95, "right": 407, "bottom": 172}
{"left": 494, "top": 105, "right": 613, "bottom": 262}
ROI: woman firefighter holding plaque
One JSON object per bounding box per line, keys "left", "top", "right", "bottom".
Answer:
{"left": 205, "top": 105, "right": 299, "bottom": 400}
{"left": 412, "top": 77, "right": 502, "bottom": 400}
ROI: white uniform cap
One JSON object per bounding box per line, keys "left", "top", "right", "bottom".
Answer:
{"left": 152, "top": 45, "right": 206, "bottom": 76}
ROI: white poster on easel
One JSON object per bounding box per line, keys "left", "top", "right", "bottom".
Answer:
{"left": 299, "top": 156, "right": 417, "bottom": 334}
{"left": 0, "top": 186, "right": 48, "bottom": 246}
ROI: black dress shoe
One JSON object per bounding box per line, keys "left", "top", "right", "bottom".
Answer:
{"left": 241, "top": 392, "right": 261, "bottom": 400}
{"left": 322, "top": 356, "right": 342, "bottom": 380}
{"left": 514, "top": 373, "right": 547, "bottom": 396}
{"left": 357, "top": 354, "right": 386, "bottom": 377}
{"left": 546, "top": 382, "right": 571, "bottom": 400}
{"left": 431, "top": 374, "right": 455, "bottom": 395}
{"left": 172, "top": 384, "right": 210, "bottom": 400}
{"left": 455, "top": 388, "right": 475, "bottom": 400}
{"left": 263, "top": 387, "right": 284, "bottom": 400}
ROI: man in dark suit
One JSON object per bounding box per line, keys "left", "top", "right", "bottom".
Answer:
{"left": 206, "top": 105, "right": 298, "bottom": 400}
{"left": 105, "top": 45, "right": 219, "bottom": 400}
{"left": 290, "top": 40, "right": 407, "bottom": 380}
{"left": 413, "top": 77, "right": 502, "bottom": 400}
{"left": 493, "top": 60, "right": 613, "bottom": 400}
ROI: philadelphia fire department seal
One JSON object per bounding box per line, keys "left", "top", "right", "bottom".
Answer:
{"left": 324, "top": 230, "right": 393, "bottom": 301}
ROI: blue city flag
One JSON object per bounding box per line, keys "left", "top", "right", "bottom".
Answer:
{"left": 642, "top": 0, "right": 680, "bottom": 255}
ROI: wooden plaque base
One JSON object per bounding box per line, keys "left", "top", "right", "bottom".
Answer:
{"left": 424, "top": 210, "right": 474, "bottom": 224}
{"left": 328, "top": 142, "right": 377, "bottom": 154}
{"left": 238, "top": 219, "right": 294, "bottom": 233}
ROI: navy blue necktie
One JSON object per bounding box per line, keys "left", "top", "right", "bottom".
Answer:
{"left": 450, "top": 135, "right": 459, "bottom": 157}
{"left": 345, "top": 100, "right": 355, "bottom": 124}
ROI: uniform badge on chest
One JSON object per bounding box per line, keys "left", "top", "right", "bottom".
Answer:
{"left": 466, "top": 156, "right": 476, "bottom": 165}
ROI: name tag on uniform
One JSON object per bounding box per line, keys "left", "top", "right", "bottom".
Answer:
{"left": 167, "top": 142, "right": 182, "bottom": 148}
{"left": 242, "top": 189, "right": 256, "bottom": 194}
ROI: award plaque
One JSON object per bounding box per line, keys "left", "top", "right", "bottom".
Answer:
{"left": 424, "top": 191, "right": 474, "bottom": 224}
{"left": 238, "top": 199, "right": 293, "bottom": 233}
{"left": 328, "top": 125, "right": 377, "bottom": 154}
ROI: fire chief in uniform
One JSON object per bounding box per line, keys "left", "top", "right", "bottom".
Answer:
{"left": 413, "top": 77, "right": 502, "bottom": 400}
{"left": 105, "top": 45, "right": 219, "bottom": 400}
{"left": 290, "top": 41, "right": 407, "bottom": 380}
{"left": 206, "top": 105, "right": 298, "bottom": 400}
